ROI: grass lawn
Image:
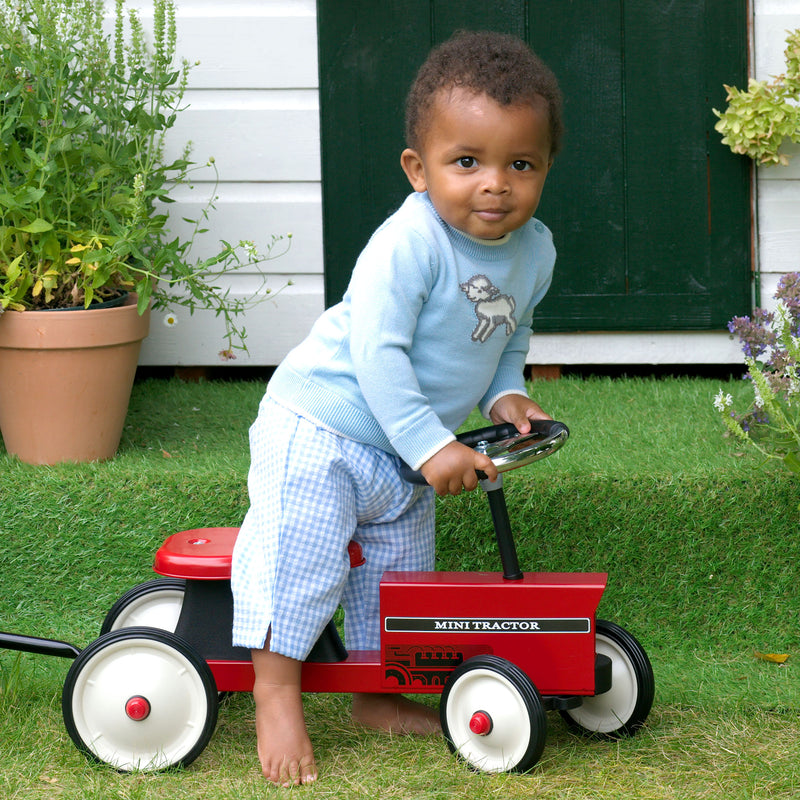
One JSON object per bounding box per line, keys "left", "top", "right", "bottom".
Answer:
{"left": 1, "top": 374, "right": 799, "bottom": 799}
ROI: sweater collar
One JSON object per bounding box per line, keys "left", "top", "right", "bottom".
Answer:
{"left": 421, "top": 192, "right": 521, "bottom": 261}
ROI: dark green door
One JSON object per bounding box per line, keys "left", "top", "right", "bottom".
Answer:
{"left": 317, "top": 1, "right": 751, "bottom": 331}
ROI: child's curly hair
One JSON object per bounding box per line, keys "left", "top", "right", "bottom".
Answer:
{"left": 405, "top": 30, "right": 564, "bottom": 157}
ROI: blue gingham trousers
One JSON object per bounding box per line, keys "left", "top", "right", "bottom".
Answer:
{"left": 231, "top": 397, "right": 435, "bottom": 660}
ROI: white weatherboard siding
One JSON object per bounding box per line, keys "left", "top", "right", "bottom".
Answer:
{"left": 136, "top": 0, "right": 800, "bottom": 367}
{"left": 135, "top": 0, "right": 324, "bottom": 366}
{"left": 754, "top": 2, "right": 800, "bottom": 315}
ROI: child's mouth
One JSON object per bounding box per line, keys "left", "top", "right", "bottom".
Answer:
{"left": 475, "top": 209, "right": 509, "bottom": 221}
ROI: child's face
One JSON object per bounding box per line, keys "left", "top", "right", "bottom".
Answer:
{"left": 401, "top": 88, "right": 553, "bottom": 239}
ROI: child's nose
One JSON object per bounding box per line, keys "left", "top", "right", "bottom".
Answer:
{"left": 481, "top": 168, "right": 509, "bottom": 193}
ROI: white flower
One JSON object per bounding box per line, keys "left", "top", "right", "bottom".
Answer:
{"left": 163, "top": 312, "right": 179, "bottom": 328}
{"left": 787, "top": 364, "right": 800, "bottom": 398}
{"left": 713, "top": 390, "right": 733, "bottom": 413}
{"left": 239, "top": 239, "right": 259, "bottom": 260}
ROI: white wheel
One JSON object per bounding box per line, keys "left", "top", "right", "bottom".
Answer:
{"left": 62, "top": 628, "right": 218, "bottom": 771}
{"left": 440, "top": 655, "right": 546, "bottom": 773}
{"left": 560, "top": 619, "right": 654, "bottom": 738}
{"left": 101, "top": 579, "right": 186, "bottom": 634}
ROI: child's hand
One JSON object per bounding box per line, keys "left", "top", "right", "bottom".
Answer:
{"left": 420, "top": 441, "right": 498, "bottom": 496}
{"left": 489, "top": 394, "right": 552, "bottom": 434}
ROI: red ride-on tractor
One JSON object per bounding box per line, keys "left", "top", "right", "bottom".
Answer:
{"left": 1, "top": 420, "right": 654, "bottom": 774}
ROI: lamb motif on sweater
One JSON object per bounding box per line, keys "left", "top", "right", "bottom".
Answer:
{"left": 460, "top": 274, "right": 517, "bottom": 343}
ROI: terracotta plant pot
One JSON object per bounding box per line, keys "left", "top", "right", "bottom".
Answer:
{"left": 0, "top": 294, "right": 150, "bottom": 465}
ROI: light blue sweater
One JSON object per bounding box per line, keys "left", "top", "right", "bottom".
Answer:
{"left": 268, "top": 192, "right": 555, "bottom": 469}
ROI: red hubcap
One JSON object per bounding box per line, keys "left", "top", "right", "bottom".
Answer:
{"left": 469, "top": 710, "right": 493, "bottom": 736}
{"left": 125, "top": 695, "right": 151, "bottom": 721}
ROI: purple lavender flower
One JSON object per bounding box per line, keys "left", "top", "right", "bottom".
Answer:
{"left": 776, "top": 272, "right": 800, "bottom": 310}
{"left": 728, "top": 311, "right": 775, "bottom": 359}
{"left": 775, "top": 272, "right": 800, "bottom": 336}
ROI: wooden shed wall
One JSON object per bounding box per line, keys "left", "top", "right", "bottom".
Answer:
{"left": 136, "top": 0, "right": 324, "bottom": 366}
{"left": 755, "top": 0, "right": 800, "bottom": 302}
{"left": 135, "top": 0, "right": 800, "bottom": 368}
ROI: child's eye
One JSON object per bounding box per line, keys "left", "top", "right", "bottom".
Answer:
{"left": 457, "top": 156, "right": 476, "bottom": 168}
{"left": 511, "top": 160, "right": 532, "bottom": 171}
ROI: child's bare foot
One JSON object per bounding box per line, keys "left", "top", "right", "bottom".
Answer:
{"left": 351, "top": 693, "right": 442, "bottom": 735}
{"left": 252, "top": 648, "right": 318, "bottom": 787}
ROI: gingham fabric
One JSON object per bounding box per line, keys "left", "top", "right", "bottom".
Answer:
{"left": 231, "top": 398, "right": 435, "bottom": 659}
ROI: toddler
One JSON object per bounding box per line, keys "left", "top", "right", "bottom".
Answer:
{"left": 231, "top": 29, "right": 563, "bottom": 786}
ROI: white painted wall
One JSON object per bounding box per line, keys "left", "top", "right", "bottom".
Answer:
{"left": 136, "top": 0, "right": 324, "bottom": 366}
{"left": 753, "top": 1, "right": 800, "bottom": 309}
{"left": 135, "top": 0, "right": 800, "bottom": 368}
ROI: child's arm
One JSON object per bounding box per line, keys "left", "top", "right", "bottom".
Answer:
{"left": 420, "top": 441, "right": 498, "bottom": 496}
{"left": 420, "top": 393, "right": 550, "bottom": 495}
{"left": 488, "top": 394, "right": 552, "bottom": 432}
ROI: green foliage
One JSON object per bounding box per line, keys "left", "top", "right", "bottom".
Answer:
{"left": 713, "top": 28, "right": 800, "bottom": 166}
{"left": 0, "top": 0, "right": 288, "bottom": 354}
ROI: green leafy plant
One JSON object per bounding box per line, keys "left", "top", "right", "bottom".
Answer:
{"left": 713, "top": 28, "right": 800, "bottom": 166}
{"left": 0, "top": 0, "right": 288, "bottom": 355}
{"left": 714, "top": 272, "right": 800, "bottom": 476}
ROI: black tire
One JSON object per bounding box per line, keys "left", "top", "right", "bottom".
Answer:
{"left": 560, "top": 619, "right": 654, "bottom": 738}
{"left": 62, "top": 627, "right": 218, "bottom": 771}
{"left": 440, "top": 654, "right": 547, "bottom": 773}
{"left": 100, "top": 578, "right": 186, "bottom": 635}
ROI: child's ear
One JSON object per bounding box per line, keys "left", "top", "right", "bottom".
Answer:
{"left": 401, "top": 148, "right": 427, "bottom": 192}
